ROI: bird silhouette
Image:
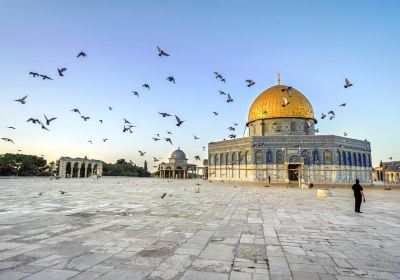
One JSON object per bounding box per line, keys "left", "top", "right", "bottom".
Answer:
{"left": 214, "top": 72, "right": 223, "bottom": 80}
{"left": 175, "top": 115, "right": 185, "bottom": 126}
{"left": 99, "top": 120, "right": 103, "bottom": 124}
{"left": 226, "top": 94, "right": 233, "bottom": 103}
{"left": 194, "top": 135, "right": 199, "bottom": 140}
{"left": 328, "top": 111, "right": 335, "bottom": 116}
{"left": 14, "top": 95, "right": 28, "bottom": 104}
{"left": 142, "top": 84, "right": 150, "bottom": 90}
{"left": 7, "top": 126, "right": 15, "bottom": 129}
{"left": 161, "top": 192, "right": 167, "bottom": 199}
{"left": 41, "top": 124, "right": 50, "bottom": 131}
{"left": 156, "top": 133, "right": 160, "bottom": 137}
{"left": 123, "top": 118, "right": 131, "bottom": 124}
{"left": 138, "top": 151, "right": 146, "bottom": 156}
{"left": 132, "top": 91, "right": 139, "bottom": 97}
{"left": 159, "top": 112, "right": 172, "bottom": 117}
{"left": 233, "top": 123, "right": 238, "bottom": 126}
{"left": 152, "top": 137, "right": 161, "bottom": 141}
{"left": 228, "top": 127, "right": 235, "bottom": 131}
{"left": 40, "top": 74, "right": 53, "bottom": 80}
{"left": 282, "top": 97, "right": 290, "bottom": 107}
{"left": 165, "top": 138, "right": 173, "bottom": 145}
{"left": 219, "top": 91, "right": 227, "bottom": 96}
{"left": 229, "top": 134, "right": 236, "bottom": 139}
{"left": 59, "top": 191, "right": 66, "bottom": 194}
{"left": 81, "top": 116, "right": 90, "bottom": 121}
{"left": 212, "top": 112, "right": 219, "bottom": 116}
{"left": 329, "top": 115, "right": 335, "bottom": 120}
{"left": 57, "top": 68, "right": 67, "bottom": 76}
{"left": 246, "top": 80, "right": 255, "bottom": 87}
{"left": 157, "top": 46, "right": 170, "bottom": 57}
{"left": 77, "top": 51, "right": 87, "bottom": 58}
{"left": 221, "top": 78, "right": 226, "bottom": 83}
{"left": 29, "top": 72, "right": 39, "bottom": 77}
{"left": 153, "top": 157, "right": 160, "bottom": 162}
{"left": 71, "top": 108, "right": 81, "bottom": 114}
{"left": 339, "top": 103, "right": 346, "bottom": 107}
{"left": 344, "top": 132, "right": 348, "bottom": 136}
{"left": 194, "top": 155, "right": 201, "bottom": 160}
{"left": 202, "top": 146, "right": 206, "bottom": 151}
{"left": 167, "top": 131, "right": 172, "bottom": 135}
{"left": 27, "top": 118, "right": 41, "bottom": 124}
{"left": 44, "top": 115, "right": 57, "bottom": 126}
{"left": 321, "top": 113, "right": 326, "bottom": 119}
{"left": 344, "top": 78, "right": 353, "bottom": 88}
{"left": 166, "top": 76, "right": 175, "bottom": 84}
{"left": 1, "top": 138, "right": 14, "bottom": 144}
{"left": 103, "top": 138, "right": 108, "bottom": 142}
{"left": 108, "top": 106, "right": 113, "bottom": 111}
{"left": 88, "top": 140, "right": 93, "bottom": 144}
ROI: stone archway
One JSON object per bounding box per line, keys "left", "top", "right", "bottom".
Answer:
{"left": 66, "top": 162, "right": 72, "bottom": 178}
{"left": 80, "top": 163, "right": 86, "bottom": 178}
{"left": 72, "top": 162, "right": 79, "bottom": 178}
{"left": 86, "top": 163, "right": 92, "bottom": 177}
{"left": 93, "top": 164, "right": 98, "bottom": 175}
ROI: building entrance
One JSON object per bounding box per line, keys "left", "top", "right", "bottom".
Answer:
{"left": 288, "top": 164, "right": 300, "bottom": 181}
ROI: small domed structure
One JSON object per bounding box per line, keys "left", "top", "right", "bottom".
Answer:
{"left": 170, "top": 148, "right": 187, "bottom": 160}
{"left": 158, "top": 148, "right": 197, "bottom": 179}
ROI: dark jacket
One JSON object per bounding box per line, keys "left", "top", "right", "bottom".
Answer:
{"left": 352, "top": 183, "right": 363, "bottom": 198}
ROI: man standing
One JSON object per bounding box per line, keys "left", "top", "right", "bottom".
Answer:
{"left": 268, "top": 175, "right": 271, "bottom": 184}
{"left": 352, "top": 179, "right": 365, "bottom": 213}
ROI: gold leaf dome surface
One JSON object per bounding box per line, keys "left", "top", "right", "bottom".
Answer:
{"left": 247, "top": 85, "right": 315, "bottom": 125}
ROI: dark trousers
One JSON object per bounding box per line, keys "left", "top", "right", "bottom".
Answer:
{"left": 355, "top": 196, "right": 362, "bottom": 212}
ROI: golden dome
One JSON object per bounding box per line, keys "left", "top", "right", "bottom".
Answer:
{"left": 247, "top": 84, "right": 316, "bottom": 125}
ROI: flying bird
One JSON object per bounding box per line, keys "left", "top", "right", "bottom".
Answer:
{"left": 233, "top": 123, "right": 238, "bottom": 126}
{"left": 142, "top": 84, "right": 150, "bottom": 90}
{"left": 221, "top": 78, "right": 226, "bottom": 83}
{"left": 229, "top": 134, "right": 236, "bottom": 139}
{"left": 344, "top": 78, "right": 353, "bottom": 88}
{"left": 161, "top": 192, "right": 167, "bottom": 199}
{"left": 81, "top": 116, "right": 90, "bottom": 121}
{"left": 71, "top": 108, "right": 81, "bottom": 114}
{"left": 164, "top": 138, "right": 173, "bottom": 145}
{"left": 228, "top": 127, "right": 235, "bottom": 131}
{"left": 153, "top": 157, "right": 160, "bottom": 162}
{"left": 1, "top": 137, "right": 14, "bottom": 144}
{"left": 29, "top": 71, "right": 39, "bottom": 77}
{"left": 159, "top": 112, "right": 172, "bottom": 117}
{"left": 7, "top": 126, "right": 15, "bottom": 129}
{"left": 329, "top": 115, "right": 335, "bottom": 120}
{"left": 167, "top": 131, "right": 172, "bottom": 135}
{"left": 214, "top": 72, "right": 223, "bottom": 80}
{"left": 103, "top": 138, "right": 108, "bottom": 142}
{"left": 138, "top": 151, "right": 146, "bottom": 156}
{"left": 40, "top": 74, "right": 53, "bottom": 80}
{"left": 193, "top": 135, "right": 199, "bottom": 140}
{"left": 88, "top": 140, "right": 93, "bottom": 144}
{"left": 152, "top": 137, "right": 161, "bottom": 141}
{"left": 59, "top": 191, "right": 66, "bottom": 194}
{"left": 339, "top": 103, "right": 346, "bottom": 107}
{"left": 245, "top": 80, "right": 255, "bottom": 87}
{"left": 202, "top": 146, "right": 206, "bottom": 151}
{"left": 77, "top": 51, "right": 87, "bottom": 58}
{"left": 123, "top": 118, "right": 131, "bottom": 124}
{"left": 328, "top": 111, "right": 335, "bottom": 116}
{"left": 166, "top": 76, "right": 175, "bottom": 84}
{"left": 282, "top": 97, "right": 290, "bottom": 107}
{"left": 57, "top": 68, "right": 67, "bottom": 76}
{"left": 194, "top": 155, "right": 201, "bottom": 161}
{"left": 44, "top": 115, "right": 57, "bottom": 126}
{"left": 226, "top": 94, "right": 233, "bottom": 103}
{"left": 41, "top": 124, "right": 50, "bottom": 131}
{"left": 157, "top": 46, "right": 170, "bottom": 57}
{"left": 219, "top": 91, "right": 227, "bottom": 96}
{"left": 321, "top": 113, "right": 326, "bottom": 119}
{"left": 99, "top": 120, "right": 103, "bottom": 124}
{"left": 132, "top": 91, "right": 139, "bottom": 97}
{"left": 14, "top": 95, "right": 28, "bottom": 104}
{"left": 108, "top": 106, "right": 112, "bottom": 111}
{"left": 175, "top": 115, "right": 184, "bottom": 126}
{"left": 27, "top": 118, "right": 41, "bottom": 124}
{"left": 212, "top": 112, "right": 219, "bottom": 116}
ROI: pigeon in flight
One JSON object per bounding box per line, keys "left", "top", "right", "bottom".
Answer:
{"left": 159, "top": 112, "right": 172, "bottom": 117}
{"left": 344, "top": 132, "right": 348, "bottom": 136}
{"left": 228, "top": 127, "right": 235, "bottom": 131}
{"left": 213, "top": 112, "right": 219, "bottom": 116}
{"left": 29, "top": 71, "right": 40, "bottom": 77}
{"left": 142, "top": 84, "right": 150, "bottom": 90}
{"left": 229, "top": 134, "right": 236, "bottom": 139}
{"left": 165, "top": 138, "right": 173, "bottom": 145}
{"left": 193, "top": 135, "right": 199, "bottom": 140}
{"left": 88, "top": 140, "right": 93, "bottom": 144}
{"left": 59, "top": 191, "right": 66, "bottom": 194}
{"left": 166, "top": 76, "right": 175, "bottom": 84}
{"left": 202, "top": 146, "right": 206, "bottom": 151}
{"left": 233, "top": 123, "right": 238, "bottom": 126}
{"left": 71, "top": 108, "right": 81, "bottom": 114}
{"left": 344, "top": 78, "right": 353, "bottom": 88}
{"left": 194, "top": 155, "right": 201, "bottom": 161}
{"left": 157, "top": 46, "right": 170, "bottom": 57}
{"left": 282, "top": 97, "right": 290, "bottom": 107}
{"left": 153, "top": 157, "right": 160, "bottom": 162}
{"left": 328, "top": 111, "right": 335, "bottom": 116}
{"left": 219, "top": 91, "right": 227, "bottom": 96}
{"left": 27, "top": 118, "right": 41, "bottom": 124}
{"left": 41, "top": 124, "right": 50, "bottom": 131}
{"left": 214, "top": 72, "right": 223, "bottom": 80}
{"left": 329, "top": 115, "right": 335, "bottom": 120}
{"left": 175, "top": 115, "right": 185, "bottom": 126}
{"left": 123, "top": 118, "right": 131, "bottom": 124}
{"left": 221, "top": 78, "right": 226, "bottom": 83}
{"left": 14, "top": 95, "right": 28, "bottom": 104}
{"left": 132, "top": 91, "right": 139, "bottom": 98}
{"left": 57, "top": 68, "right": 67, "bottom": 76}
{"left": 44, "top": 115, "right": 57, "bottom": 126}
{"left": 161, "top": 192, "right": 167, "bottom": 199}
{"left": 138, "top": 151, "right": 146, "bottom": 156}
{"left": 81, "top": 116, "right": 90, "bottom": 121}
{"left": 1, "top": 137, "right": 14, "bottom": 144}
{"left": 167, "top": 131, "right": 172, "bottom": 135}
{"left": 39, "top": 74, "right": 53, "bottom": 80}
{"left": 103, "top": 138, "right": 108, "bottom": 142}
{"left": 108, "top": 107, "right": 113, "bottom": 111}
{"left": 153, "top": 137, "right": 161, "bottom": 141}
{"left": 77, "top": 51, "right": 87, "bottom": 58}
{"left": 7, "top": 126, "right": 16, "bottom": 129}
{"left": 339, "top": 103, "right": 346, "bottom": 107}
{"left": 321, "top": 113, "right": 326, "bottom": 119}
{"left": 246, "top": 80, "right": 255, "bottom": 87}
{"left": 99, "top": 120, "right": 103, "bottom": 124}
{"left": 226, "top": 94, "right": 233, "bottom": 103}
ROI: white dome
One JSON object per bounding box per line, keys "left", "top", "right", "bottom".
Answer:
{"left": 171, "top": 149, "right": 187, "bottom": 160}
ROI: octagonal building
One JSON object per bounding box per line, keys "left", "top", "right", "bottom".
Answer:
{"left": 208, "top": 82, "right": 372, "bottom": 184}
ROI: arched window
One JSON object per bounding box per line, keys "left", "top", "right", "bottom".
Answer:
{"left": 255, "top": 150, "right": 263, "bottom": 164}
{"left": 353, "top": 153, "right": 357, "bottom": 166}
{"left": 362, "top": 154, "right": 367, "bottom": 167}
{"left": 266, "top": 150, "right": 273, "bottom": 163}
{"left": 358, "top": 153, "right": 362, "bottom": 167}
{"left": 301, "top": 150, "right": 310, "bottom": 165}
{"left": 368, "top": 154, "right": 371, "bottom": 167}
{"left": 276, "top": 150, "right": 284, "bottom": 164}
{"left": 323, "top": 150, "right": 332, "bottom": 164}
{"left": 342, "top": 151, "right": 347, "bottom": 166}
{"left": 232, "top": 152, "right": 236, "bottom": 164}
{"left": 313, "top": 150, "right": 319, "bottom": 164}
{"left": 337, "top": 151, "right": 341, "bottom": 165}
{"left": 220, "top": 153, "right": 224, "bottom": 165}
{"left": 348, "top": 152, "right": 352, "bottom": 166}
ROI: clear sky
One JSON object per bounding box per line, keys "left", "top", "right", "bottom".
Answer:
{"left": 0, "top": 0, "right": 399, "bottom": 170}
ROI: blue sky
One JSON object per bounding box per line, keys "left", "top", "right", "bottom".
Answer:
{"left": 0, "top": 0, "right": 399, "bottom": 169}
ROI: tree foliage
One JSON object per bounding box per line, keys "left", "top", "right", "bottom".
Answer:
{"left": 102, "top": 159, "right": 150, "bottom": 177}
{"left": 0, "top": 153, "right": 51, "bottom": 176}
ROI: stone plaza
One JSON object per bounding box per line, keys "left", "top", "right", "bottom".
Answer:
{"left": 0, "top": 177, "right": 399, "bottom": 280}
